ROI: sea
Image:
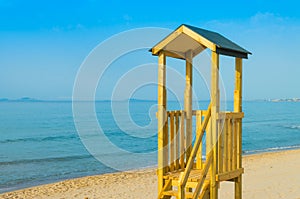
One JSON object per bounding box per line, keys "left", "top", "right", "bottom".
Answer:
{"left": 1, "top": 100, "right": 300, "bottom": 193}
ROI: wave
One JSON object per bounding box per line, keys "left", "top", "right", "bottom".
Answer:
{"left": 243, "top": 145, "right": 300, "bottom": 154}
{"left": 284, "top": 125, "right": 300, "bottom": 130}
{"left": 0, "top": 154, "right": 92, "bottom": 166}
{"left": 0, "top": 134, "right": 79, "bottom": 144}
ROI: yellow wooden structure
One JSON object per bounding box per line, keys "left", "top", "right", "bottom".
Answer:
{"left": 151, "top": 24, "right": 251, "bottom": 199}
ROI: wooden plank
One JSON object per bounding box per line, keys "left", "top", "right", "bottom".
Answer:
{"left": 165, "top": 117, "right": 169, "bottom": 174}
{"left": 157, "top": 179, "right": 172, "bottom": 199}
{"left": 234, "top": 57, "right": 243, "bottom": 199}
{"left": 157, "top": 52, "right": 167, "bottom": 194}
{"left": 180, "top": 111, "right": 185, "bottom": 169}
{"left": 235, "top": 176, "right": 242, "bottom": 199}
{"left": 161, "top": 50, "right": 186, "bottom": 60}
{"left": 236, "top": 120, "right": 242, "bottom": 168}
{"left": 234, "top": 57, "right": 242, "bottom": 113}
{"left": 216, "top": 112, "right": 244, "bottom": 119}
{"left": 216, "top": 168, "right": 244, "bottom": 182}
{"left": 152, "top": 26, "right": 184, "bottom": 55}
{"left": 192, "top": 152, "right": 212, "bottom": 199}
{"left": 206, "top": 119, "right": 211, "bottom": 156}
{"left": 233, "top": 120, "right": 237, "bottom": 170}
{"left": 223, "top": 119, "right": 228, "bottom": 172}
{"left": 210, "top": 50, "right": 219, "bottom": 199}
{"left": 218, "top": 119, "right": 223, "bottom": 173}
{"left": 199, "top": 117, "right": 203, "bottom": 169}
{"left": 175, "top": 111, "right": 180, "bottom": 170}
{"left": 193, "top": 44, "right": 207, "bottom": 57}
{"left": 228, "top": 119, "right": 233, "bottom": 171}
{"left": 192, "top": 110, "right": 207, "bottom": 116}
{"left": 182, "top": 25, "right": 216, "bottom": 51}
{"left": 185, "top": 50, "right": 193, "bottom": 161}
{"left": 180, "top": 104, "right": 211, "bottom": 187}
{"left": 196, "top": 111, "right": 203, "bottom": 169}
{"left": 170, "top": 112, "right": 175, "bottom": 171}
{"left": 198, "top": 182, "right": 210, "bottom": 199}
{"left": 172, "top": 180, "right": 203, "bottom": 188}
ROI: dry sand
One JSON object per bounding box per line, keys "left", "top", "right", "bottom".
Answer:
{"left": 1, "top": 149, "right": 300, "bottom": 199}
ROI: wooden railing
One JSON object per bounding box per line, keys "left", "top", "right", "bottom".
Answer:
{"left": 163, "top": 108, "right": 243, "bottom": 197}
{"left": 166, "top": 110, "right": 185, "bottom": 172}
{"left": 217, "top": 112, "right": 244, "bottom": 174}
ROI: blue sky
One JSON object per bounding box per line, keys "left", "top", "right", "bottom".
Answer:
{"left": 1, "top": 0, "right": 300, "bottom": 100}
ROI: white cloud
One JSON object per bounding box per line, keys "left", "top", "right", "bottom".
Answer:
{"left": 250, "top": 12, "right": 286, "bottom": 25}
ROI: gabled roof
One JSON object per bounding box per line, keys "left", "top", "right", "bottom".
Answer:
{"left": 151, "top": 24, "right": 251, "bottom": 59}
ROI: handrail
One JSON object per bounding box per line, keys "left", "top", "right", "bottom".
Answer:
{"left": 179, "top": 103, "right": 212, "bottom": 187}
{"left": 192, "top": 151, "right": 212, "bottom": 199}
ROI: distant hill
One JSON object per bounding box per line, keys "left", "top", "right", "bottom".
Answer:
{"left": 0, "top": 97, "right": 42, "bottom": 102}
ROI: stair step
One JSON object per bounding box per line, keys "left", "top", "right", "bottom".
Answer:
{"left": 163, "top": 168, "right": 244, "bottom": 183}
{"left": 163, "top": 168, "right": 210, "bottom": 182}
{"left": 162, "top": 190, "right": 193, "bottom": 198}
{"left": 171, "top": 179, "right": 209, "bottom": 188}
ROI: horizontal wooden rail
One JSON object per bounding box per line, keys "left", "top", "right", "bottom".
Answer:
{"left": 216, "top": 112, "right": 244, "bottom": 119}
{"left": 192, "top": 110, "right": 208, "bottom": 116}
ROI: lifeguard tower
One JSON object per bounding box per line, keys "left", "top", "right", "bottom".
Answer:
{"left": 151, "top": 24, "right": 251, "bottom": 199}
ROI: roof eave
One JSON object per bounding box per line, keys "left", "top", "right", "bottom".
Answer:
{"left": 216, "top": 47, "right": 250, "bottom": 59}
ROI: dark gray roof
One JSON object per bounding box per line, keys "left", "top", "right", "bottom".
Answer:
{"left": 182, "top": 24, "right": 251, "bottom": 58}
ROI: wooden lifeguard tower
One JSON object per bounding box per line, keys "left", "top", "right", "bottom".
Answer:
{"left": 151, "top": 24, "right": 251, "bottom": 199}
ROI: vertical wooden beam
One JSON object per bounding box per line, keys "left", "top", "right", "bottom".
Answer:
{"left": 175, "top": 111, "right": 180, "bottom": 170}
{"left": 185, "top": 50, "right": 193, "bottom": 194}
{"left": 228, "top": 119, "right": 232, "bottom": 171}
{"left": 180, "top": 111, "right": 185, "bottom": 169}
{"left": 185, "top": 50, "right": 193, "bottom": 161}
{"left": 157, "top": 52, "right": 167, "bottom": 194}
{"left": 234, "top": 58, "right": 242, "bottom": 113}
{"left": 165, "top": 117, "right": 169, "bottom": 173}
{"left": 233, "top": 120, "right": 238, "bottom": 170}
{"left": 170, "top": 112, "right": 175, "bottom": 171}
{"left": 234, "top": 57, "right": 243, "bottom": 199}
{"left": 223, "top": 119, "right": 228, "bottom": 172}
{"left": 210, "top": 51, "right": 219, "bottom": 199}
{"left": 218, "top": 119, "right": 223, "bottom": 173}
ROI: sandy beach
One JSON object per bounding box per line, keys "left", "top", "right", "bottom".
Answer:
{"left": 1, "top": 149, "right": 300, "bottom": 199}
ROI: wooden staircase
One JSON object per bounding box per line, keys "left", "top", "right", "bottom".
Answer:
{"left": 158, "top": 104, "right": 212, "bottom": 199}
{"left": 159, "top": 157, "right": 212, "bottom": 199}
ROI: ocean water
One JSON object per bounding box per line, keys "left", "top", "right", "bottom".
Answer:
{"left": 1, "top": 101, "right": 300, "bottom": 193}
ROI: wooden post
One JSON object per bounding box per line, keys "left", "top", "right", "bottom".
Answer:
{"left": 234, "top": 57, "right": 242, "bottom": 199}
{"left": 157, "top": 52, "right": 167, "bottom": 194}
{"left": 228, "top": 119, "right": 232, "bottom": 171}
{"left": 175, "top": 111, "right": 180, "bottom": 170}
{"left": 185, "top": 50, "right": 193, "bottom": 161}
{"left": 180, "top": 111, "right": 185, "bottom": 169}
{"left": 223, "top": 119, "right": 228, "bottom": 172}
{"left": 218, "top": 119, "right": 223, "bottom": 173}
{"left": 170, "top": 112, "right": 175, "bottom": 171}
{"left": 233, "top": 120, "right": 238, "bottom": 170}
{"left": 210, "top": 51, "right": 219, "bottom": 199}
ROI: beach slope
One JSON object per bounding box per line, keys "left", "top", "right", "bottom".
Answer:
{"left": 1, "top": 149, "right": 300, "bottom": 199}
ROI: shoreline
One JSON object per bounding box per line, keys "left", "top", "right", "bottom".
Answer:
{"left": 2, "top": 146, "right": 300, "bottom": 194}
{"left": 1, "top": 148, "right": 300, "bottom": 198}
